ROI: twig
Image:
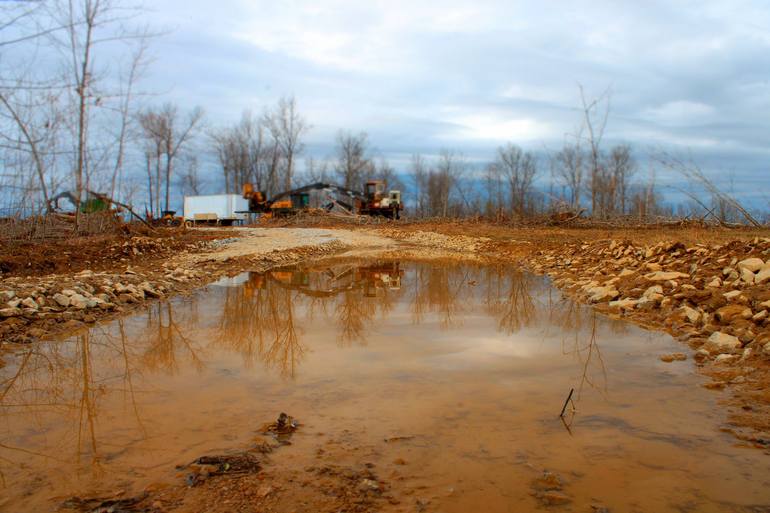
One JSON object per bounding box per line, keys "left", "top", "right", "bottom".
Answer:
{"left": 559, "top": 388, "right": 575, "bottom": 417}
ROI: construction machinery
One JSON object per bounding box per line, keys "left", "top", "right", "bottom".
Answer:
{"left": 148, "top": 210, "right": 183, "bottom": 227}
{"left": 243, "top": 182, "right": 365, "bottom": 218}
{"left": 49, "top": 191, "right": 111, "bottom": 214}
{"left": 244, "top": 261, "right": 403, "bottom": 299}
{"left": 360, "top": 180, "right": 402, "bottom": 219}
{"left": 242, "top": 181, "right": 402, "bottom": 219}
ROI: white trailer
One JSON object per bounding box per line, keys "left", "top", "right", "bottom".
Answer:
{"left": 183, "top": 194, "right": 249, "bottom": 226}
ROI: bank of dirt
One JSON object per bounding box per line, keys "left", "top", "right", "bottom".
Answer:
{"left": 3, "top": 221, "right": 770, "bottom": 512}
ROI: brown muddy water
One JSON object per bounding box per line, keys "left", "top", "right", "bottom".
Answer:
{"left": 1, "top": 259, "right": 768, "bottom": 512}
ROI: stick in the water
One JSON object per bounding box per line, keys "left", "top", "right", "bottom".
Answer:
{"left": 559, "top": 388, "right": 575, "bottom": 417}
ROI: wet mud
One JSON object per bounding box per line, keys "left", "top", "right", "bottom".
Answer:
{"left": 1, "top": 259, "right": 769, "bottom": 512}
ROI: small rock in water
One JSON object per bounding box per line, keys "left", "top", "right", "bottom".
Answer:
{"left": 535, "top": 490, "right": 572, "bottom": 506}
{"left": 359, "top": 478, "right": 380, "bottom": 492}
{"left": 660, "top": 353, "right": 687, "bottom": 363}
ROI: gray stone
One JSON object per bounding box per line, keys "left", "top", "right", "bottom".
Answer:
{"left": 52, "top": 293, "right": 70, "bottom": 307}
{"left": 21, "top": 297, "right": 38, "bottom": 309}
{"left": 68, "top": 293, "right": 94, "bottom": 309}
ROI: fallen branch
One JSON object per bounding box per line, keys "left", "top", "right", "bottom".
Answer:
{"left": 85, "top": 189, "right": 155, "bottom": 231}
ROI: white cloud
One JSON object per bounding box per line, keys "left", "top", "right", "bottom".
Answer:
{"left": 642, "top": 101, "right": 716, "bottom": 126}
{"left": 142, "top": 0, "right": 770, "bottom": 188}
{"left": 448, "top": 114, "right": 551, "bottom": 142}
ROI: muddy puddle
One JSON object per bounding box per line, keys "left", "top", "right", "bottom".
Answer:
{"left": 1, "top": 259, "right": 769, "bottom": 512}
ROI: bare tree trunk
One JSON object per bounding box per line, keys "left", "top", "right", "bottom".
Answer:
{"left": 0, "top": 93, "right": 52, "bottom": 212}
{"left": 110, "top": 41, "right": 146, "bottom": 202}
{"left": 145, "top": 152, "right": 153, "bottom": 217}
{"left": 70, "top": 0, "right": 98, "bottom": 227}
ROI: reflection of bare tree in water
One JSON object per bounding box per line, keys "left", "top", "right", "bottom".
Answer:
{"left": 217, "top": 286, "right": 269, "bottom": 366}
{"left": 1, "top": 333, "right": 105, "bottom": 474}
{"left": 483, "top": 266, "right": 536, "bottom": 335}
{"left": 0, "top": 331, "right": 112, "bottom": 481}
{"left": 552, "top": 302, "right": 610, "bottom": 401}
{"left": 117, "top": 320, "right": 146, "bottom": 437}
{"left": 141, "top": 302, "right": 204, "bottom": 373}
{"left": 215, "top": 277, "right": 306, "bottom": 377}
{"left": 409, "top": 264, "right": 470, "bottom": 328}
{"left": 336, "top": 288, "right": 376, "bottom": 345}
{"left": 264, "top": 288, "right": 304, "bottom": 376}
{"left": 574, "top": 313, "right": 608, "bottom": 400}
{"left": 76, "top": 331, "right": 102, "bottom": 474}
{"left": 0, "top": 300, "right": 208, "bottom": 486}
{"left": 215, "top": 264, "right": 403, "bottom": 359}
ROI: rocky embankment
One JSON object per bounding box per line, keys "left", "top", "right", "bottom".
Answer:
{"left": 531, "top": 237, "right": 770, "bottom": 361}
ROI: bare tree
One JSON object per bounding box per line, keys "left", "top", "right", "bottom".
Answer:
{"left": 409, "top": 153, "right": 428, "bottom": 218}
{"left": 605, "top": 144, "right": 635, "bottom": 214}
{"left": 656, "top": 151, "right": 761, "bottom": 227}
{"left": 552, "top": 141, "right": 584, "bottom": 209}
{"left": 334, "top": 130, "right": 373, "bottom": 190}
{"left": 0, "top": 89, "right": 62, "bottom": 212}
{"left": 263, "top": 96, "right": 307, "bottom": 191}
{"left": 372, "top": 157, "right": 404, "bottom": 192}
{"left": 108, "top": 40, "right": 148, "bottom": 201}
{"left": 178, "top": 155, "right": 202, "bottom": 196}
{"left": 139, "top": 103, "right": 203, "bottom": 215}
{"left": 431, "top": 149, "right": 465, "bottom": 217}
{"left": 56, "top": 0, "right": 104, "bottom": 224}
{"left": 211, "top": 110, "right": 272, "bottom": 194}
{"left": 304, "top": 156, "right": 332, "bottom": 183}
{"left": 495, "top": 143, "right": 537, "bottom": 217}
{"left": 578, "top": 85, "right": 611, "bottom": 216}
{"left": 483, "top": 161, "right": 503, "bottom": 219}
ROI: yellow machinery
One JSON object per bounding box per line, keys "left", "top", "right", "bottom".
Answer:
{"left": 242, "top": 181, "right": 401, "bottom": 219}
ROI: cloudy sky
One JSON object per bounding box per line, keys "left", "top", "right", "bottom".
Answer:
{"left": 143, "top": 1, "right": 769, "bottom": 200}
